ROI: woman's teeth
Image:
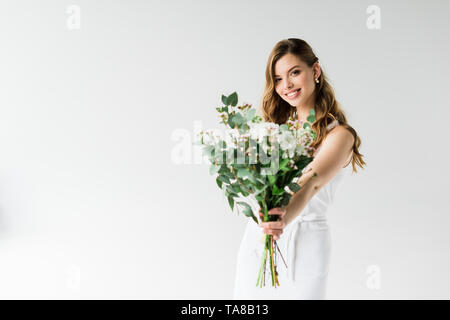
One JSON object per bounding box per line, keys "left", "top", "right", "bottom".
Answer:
{"left": 287, "top": 89, "right": 300, "bottom": 97}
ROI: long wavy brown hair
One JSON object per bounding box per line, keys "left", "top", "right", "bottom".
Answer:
{"left": 260, "top": 38, "right": 366, "bottom": 173}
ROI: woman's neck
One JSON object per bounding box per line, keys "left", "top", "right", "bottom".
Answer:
{"left": 295, "top": 106, "right": 314, "bottom": 124}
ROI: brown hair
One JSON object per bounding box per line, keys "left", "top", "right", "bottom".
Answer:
{"left": 260, "top": 38, "right": 366, "bottom": 173}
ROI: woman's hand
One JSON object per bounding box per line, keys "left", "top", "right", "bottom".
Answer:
{"left": 258, "top": 207, "right": 287, "bottom": 240}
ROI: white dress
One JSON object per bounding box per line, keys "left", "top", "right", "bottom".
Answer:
{"left": 232, "top": 120, "right": 352, "bottom": 300}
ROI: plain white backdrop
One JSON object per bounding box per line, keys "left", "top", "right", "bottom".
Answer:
{"left": 0, "top": 0, "right": 449, "bottom": 299}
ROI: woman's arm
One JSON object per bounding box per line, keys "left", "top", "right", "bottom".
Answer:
{"left": 284, "top": 126, "right": 354, "bottom": 226}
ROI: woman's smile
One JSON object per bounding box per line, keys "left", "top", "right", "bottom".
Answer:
{"left": 286, "top": 88, "right": 301, "bottom": 99}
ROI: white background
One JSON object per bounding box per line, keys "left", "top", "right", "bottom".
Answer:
{"left": 0, "top": 0, "right": 449, "bottom": 299}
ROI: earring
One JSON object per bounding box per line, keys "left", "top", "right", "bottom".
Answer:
{"left": 315, "top": 78, "right": 319, "bottom": 83}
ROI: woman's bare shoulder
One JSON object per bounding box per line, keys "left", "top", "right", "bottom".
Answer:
{"left": 328, "top": 124, "right": 354, "bottom": 145}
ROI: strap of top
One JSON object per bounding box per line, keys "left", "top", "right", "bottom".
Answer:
{"left": 326, "top": 119, "right": 339, "bottom": 131}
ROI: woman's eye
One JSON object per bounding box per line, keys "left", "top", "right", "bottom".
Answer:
{"left": 275, "top": 70, "right": 300, "bottom": 82}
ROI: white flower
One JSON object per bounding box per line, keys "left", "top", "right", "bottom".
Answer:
{"left": 266, "top": 122, "right": 279, "bottom": 129}
{"left": 265, "top": 122, "right": 280, "bottom": 134}
{"left": 224, "top": 128, "right": 240, "bottom": 149}
{"left": 279, "top": 131, "right": 296, "bottom": 153}
{"left": 288, "top": 148, "right": 295, "bottom": 158}
{"left": 295, "top": 144, "right": 306, "bottom": 156}
{"left": 249, "top": 122, "right": 269, "bottom": 143}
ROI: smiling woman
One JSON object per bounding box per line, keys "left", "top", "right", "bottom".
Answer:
{"left": 233, "top": 38, "right": 366, "bottom": 300}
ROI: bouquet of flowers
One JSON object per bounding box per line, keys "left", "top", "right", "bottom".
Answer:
{"left": 194, "top": 92, "right": 317, "bottom": 287}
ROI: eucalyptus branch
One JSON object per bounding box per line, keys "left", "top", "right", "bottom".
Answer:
{"left": 231, "top": 166, "right": 254, "bottom": 195}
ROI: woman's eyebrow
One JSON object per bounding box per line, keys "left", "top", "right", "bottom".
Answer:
{"left": 275, "top": 65, "right": 300, "bottom": 77}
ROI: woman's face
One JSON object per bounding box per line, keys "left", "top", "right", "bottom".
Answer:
{"left": 274, "top": 53, "right": 320, "bottom": 108}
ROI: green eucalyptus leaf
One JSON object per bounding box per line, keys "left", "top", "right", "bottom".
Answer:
{"left": 209, "top": 164, "right": 220, "bottom": 175}
{"left": 241, "top": 190, "right": 249, "bottom": 197}
{"left": 237, "top": 201, "right": 257, "bottom": 223}
{"left": 228, "top": 114, "right": 236, "bottom": 128}
{"left": 217, "top": 175, "right": 230, "bottom": 185}
{"left": 256, "top": 177, "right": 267, "bottom": 185}
{"left": 246, "top": 109, "right": 256, "bottom": 121}
{"left": 254, "top": 185, "right": 268, "bottom": 195}
{"left": 227, "top": 92, "right": 238, "bottom": 106}
{"left": 239, "top": 180, "right": 251, "bottom": 192}
{"left": 216, "top": 177, "right": 223, "bottom": 188}
{"left": 219, "top": 166, "right": 234, "bottom": 179}
{"left": 245, "top": 177, "right": 255, "bottom": 187}
{"left": 226, "top": 185, "right": 238, "bottom": 196}
{"left": 218, "top": 164, "right": 230, "bottom": 174}
{"left": 236, "top": 201, "right": 251, "bottom": 212}
{"left": 227, "top": 195, "right": 235, "bottom": 211}
{"left": 222, "top": 94, "right": 228, "bottom": 106}
{"left": 237, "top": 168, "right": 251, "bottom": 178}
{"left": 231, "top": 183, "right": 242, "bottom": 194}
{"left": 233, "top": 113, "right": 246, "bottom": 126}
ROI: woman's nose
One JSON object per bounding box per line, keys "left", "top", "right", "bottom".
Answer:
{"left": 283, "top": 79, "right": 293, "bottom": 90}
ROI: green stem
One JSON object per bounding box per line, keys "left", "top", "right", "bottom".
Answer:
{"left": 257, "top": 196, "right": 280, "bottom": 287}
{"left": 256, "top": 244, "right": 267, "bottom": 287}
{"left": 268, "top": 236, "right": 274, "bottom": 286}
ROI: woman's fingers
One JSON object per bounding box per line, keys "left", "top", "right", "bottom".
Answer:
{"left": 265, "top": 228, "right": 283, "bottom": 234}
{"left": 258, "top": 210, "right": 264, "bottom": 223}
{"left": 259, "top": 207, "right": 287, "bottom": 229}
{"left": 259, "top": 207, "right": 286, "bottom": 218}
{"left": 262, "top": 228, "right": 283, "bottom": 240}
{"left": 269, "top": 207, "right": 287, "bottom": 216}
{"left": 261, "top": 221, "right": 285, "bottom": 229}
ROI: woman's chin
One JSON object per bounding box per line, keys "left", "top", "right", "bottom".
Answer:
{"left": 287, "top": 98, "right": 300, "bottom": 106}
